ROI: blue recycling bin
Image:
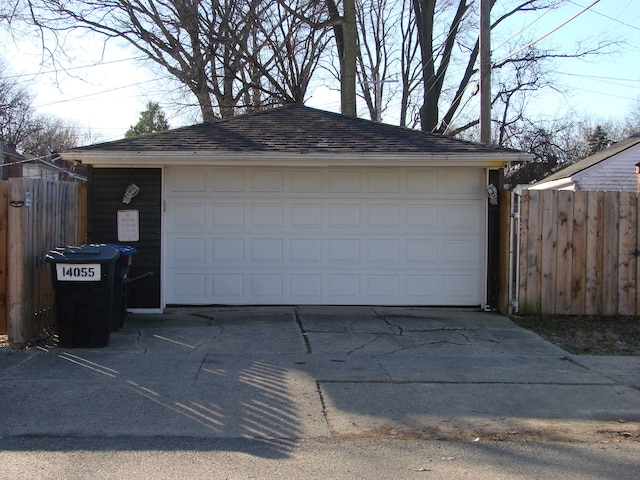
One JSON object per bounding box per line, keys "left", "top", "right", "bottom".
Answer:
{"left": 105, "top": 244, "right": 137, "bottom": 331}
{"left": 46, "top": 245, "right": 120, "bottom": 348}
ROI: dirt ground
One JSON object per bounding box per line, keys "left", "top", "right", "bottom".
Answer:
{"left": 511, "top": 315, "right": 640, "bottom": 356}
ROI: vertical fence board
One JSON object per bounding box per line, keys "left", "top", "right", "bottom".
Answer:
{"left": 517, "top": 191, "right": 530, "bottom": 312}
{"left": 555, "top": 191, "right": 574, "bottom": 314}
{"left": 498, "top": 190, "right": 511, "bottom": 314}
{"left": 0, "top": 182, "right": 8, "bottom": 334}
{"left": 637, "top": 195, "right": 640, "bottom": 316}
{"left": 571, "top": 191, "right": 587, "bottom": 315}
{"left": 616, "top": 192, "right": 635, "bottom": 315}
{"left": 585, "top": 192, "right": 604, "bottom": 315}
{"left": 602, "top": 192, "right": 620, "bottom": 315}
{"left": 77, "top": 182, "right": 87, "bottom": 244}
{"left": 540, "top": 190, "right": 558, "bottom": 313}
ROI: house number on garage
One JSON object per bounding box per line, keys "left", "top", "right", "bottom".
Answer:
{"left": 117, "top": 209, "right": 140, "bottom": 242}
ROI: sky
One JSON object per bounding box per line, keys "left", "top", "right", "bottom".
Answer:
{"left": 1, "top": 0, "right": 639, "bottom": 144}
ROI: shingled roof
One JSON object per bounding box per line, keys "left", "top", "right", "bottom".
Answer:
{"left": 532, "top": 133, "right": 640, "bottom": 186}
{"left": 73, "top": 104, "right": 521, "bottom": 155}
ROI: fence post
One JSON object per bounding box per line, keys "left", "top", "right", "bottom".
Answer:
{"left": 497, "top": 190, "right": 511, "bottom": 314}
{"left": 7, "top": 178, "right": 26, "bottom": 346}
{"left": 0, "top": 181, "right": 8, "bottom": 334}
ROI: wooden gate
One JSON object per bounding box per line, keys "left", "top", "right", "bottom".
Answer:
{"left": 0, "top": 178, "right": 86, "bottom": 345}
{"left": 502, "top": 189, "right": 640, "bottom": 316}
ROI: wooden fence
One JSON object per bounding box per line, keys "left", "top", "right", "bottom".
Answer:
{"left": 503, "top": 189, "right": 640, "bottom": 316}
{"left": 0, "top": 178, "right": 86, "bottom": 345}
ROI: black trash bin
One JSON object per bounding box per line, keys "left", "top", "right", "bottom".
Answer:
{"left": 105, "top": 244, "right": 137, "bottom": 331}
{"left": 45, "top": 245, "right": 120, "bottom": 348}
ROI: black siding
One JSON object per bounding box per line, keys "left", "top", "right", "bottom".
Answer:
{"left": 87, "top": 167, "right": 162, "bottom": 308}
{"left": 486, "top": 168, "right": 503, "bottom": 309}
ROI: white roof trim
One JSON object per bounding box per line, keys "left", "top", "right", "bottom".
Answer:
{"left": 61, "top": 150, "right": 533, "bottom": 168}
{"left": 527, "top": 177, "right": 576, "bottom": 190}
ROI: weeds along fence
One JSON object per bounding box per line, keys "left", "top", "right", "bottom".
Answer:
{"left": 0, "top": 178, "right": 87, "bottom": 346}
{"left": 505, "top": 189, "right": 640, "bottom": 316}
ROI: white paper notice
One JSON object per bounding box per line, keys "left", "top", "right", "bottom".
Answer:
{"left": 117, "top": 209, "right": 140, "bottom": 242}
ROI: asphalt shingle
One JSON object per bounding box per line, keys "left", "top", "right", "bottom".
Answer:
{"left": 73, "top": 104, "right": 520, "bottom": 154}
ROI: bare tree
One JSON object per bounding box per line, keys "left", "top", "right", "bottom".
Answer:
{"left": 22, "top": 0, "right": 330, "bottom": 120}
{"left": 355, "top": 0, "right": 397, "bottom": 122}
{"left": 0, "top": 67, "right": 34, "bottom": 147}
{"left": 19, "top": 115, "right": 82, "bottom": 157}
{"left": 1, "top": 62, "right": 83, "bottom": 155}
{"left": 409, "top": 0, "right": 618, "bottom": 137}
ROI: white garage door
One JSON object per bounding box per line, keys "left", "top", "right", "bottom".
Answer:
{"left": 164, "top": 166, "right": 486, "bottom": 306}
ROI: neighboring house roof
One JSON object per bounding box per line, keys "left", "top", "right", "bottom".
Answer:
{"left": 24, "top": 156, "right": 88, "bottom": 182}
{"left": 1, "top": 142, "right": 25, "bottom": 161}
{"left": 63, "top": 104, "right": 531, "bottom": 167}
{"left": 529, "top": 133, "right": 640, "bottom": 191}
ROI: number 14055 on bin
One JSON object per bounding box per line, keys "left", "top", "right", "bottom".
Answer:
{"left": 56, "top": 264, "right": 102, "bottom": 281}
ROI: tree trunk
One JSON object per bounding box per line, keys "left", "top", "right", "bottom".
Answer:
{"left": 412, "top": 0, "right": 436, "bottom": 132}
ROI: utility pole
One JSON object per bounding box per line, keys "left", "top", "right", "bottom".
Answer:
{"left": 479, "top": 0, "right": 491, "bottom": 144}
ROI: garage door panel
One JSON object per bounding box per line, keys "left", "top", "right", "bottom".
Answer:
{"left": 328, "top": 239, "right": 360, "bottom": 263}
{"left": 291, "top": 170, "right": 323, "bottom": 192}
{"left": 328, "top": 204, "right": 361, "bottom": 227}
{"left": 212, "top": 238, "right": 244, "bottom": 262}
{"left": 212, "top": 274, "right": 244, "bottom": 297}
{"left": 367, "top": 204, "right": 399, "bottom": 227}
{"left": 170, "top": 237, "right": 206, "bottom": 263}
{"left": 406, "top": 204, "right": 437, "bottom": 228}
{"left": 251, "top": 274, "right": 283, "bottom": 297}
{"left": 170, "top": 273, "right": 207, "bottom": 299}
{"left": 405, "top": 239, "right": 437, "bottom": 264}
{"left": 212, "top": 203, "right": 244, "bottom": 226}
{"left": 291, "top": 203, "right": 322, "bottom": 227}
{"left": 165, "top": 167, "right": 485, "bottom": 306}
{"left": 366, "top": 171, "right": 400, "bottom": 193}
{"left": 441, "top": 238, "right": 483, "bottom": 267}
{"left": 290, "top": 274, "right": 322, "bottom": 298}
{"left": 289, "top": 239, "right": 323, "bottom": 262}
{"left": 442, "top": 202, "right": 483, "bottom": 230}
{"left": 367, "top": 239, "right": 399, "bottom": 263}
{"left": 406, "top": 274, "right": 438, "bottom": 300}
{"left": 440, "top": 273, "right": 483, "bottom": 303}
{"left": 367, "top": 275, "right": 399, "bottom": 297}
{"left": 251, "top": 203, "right": 284, "bottom": 227}
{"left": 328, "top": 171, "right": 360, "bottom": 193}
{"left": 250, "top": 239, "right": 283, "bottom": 262}
{"left": 172, "top": 202, "right": 207, "bottom": 228}
{"left": 170, "top": 169, "right": 207, "bottom": 192}
{"left": 407, "top": 170, "right": 438, "bottom": 193}
{"left": 213, "top": 169, "right": 245, "bottom": 192}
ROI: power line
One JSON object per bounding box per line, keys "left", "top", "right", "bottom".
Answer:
{"left": 492, "top": 0, "right": 565, "bottom": 53}
{"left": 5, "top": 56, "right": 148, "bottom": 79}
{"left": 33, "top": 79, "right": 158, "bottom": 108}
{"left": 494, "top": 0, "right": 602, "bottom": 64}
{"left": 556, "top": 72, "right": 640, "bottom": 83}
{"left": 568, "top": 0, "right": 640, "bottom": 32}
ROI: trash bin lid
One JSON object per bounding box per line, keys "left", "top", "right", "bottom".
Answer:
{"left": 45, "top": 244, "right": 120, "bottom": 263}
{"left": 104, "top": 244, "right": 137, "bottom": 256}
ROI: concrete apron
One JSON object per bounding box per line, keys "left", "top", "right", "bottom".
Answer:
{"left": 1, "top": 306, "right": 638, "bottom": 443}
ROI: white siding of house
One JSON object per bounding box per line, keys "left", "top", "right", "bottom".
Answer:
{"left": 574, "top": 144, "right": 640, "bottom": 191}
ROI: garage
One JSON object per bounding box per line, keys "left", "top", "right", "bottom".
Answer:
{"left": 164, "top": 166, "right": 485, "bottom": 306}
{"left": 65, "top": 104, "right": 530, "bottom": 311}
